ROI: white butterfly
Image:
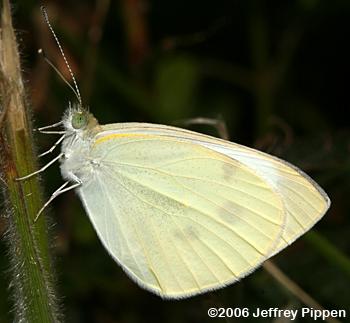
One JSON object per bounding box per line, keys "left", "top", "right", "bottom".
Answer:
{"left": 21, "top": 103, "right": 329, "bottom": 299}
{"left": 20, "top": 7, "right": 330, "bottom": 299}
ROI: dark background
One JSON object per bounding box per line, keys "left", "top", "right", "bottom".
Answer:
{"left": 0, "top": 0, "right": 349, "bottom": 322}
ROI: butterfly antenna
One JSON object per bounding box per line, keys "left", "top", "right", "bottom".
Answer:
{"left": 40, "top": 6, "right": 83, "bottom": 108}
{"left": 38, "top": 49, "right": 79, "bottom": 100}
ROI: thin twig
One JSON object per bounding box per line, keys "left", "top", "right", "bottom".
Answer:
{"left": 263, "top": 260, "right": 342, "bottom": 323}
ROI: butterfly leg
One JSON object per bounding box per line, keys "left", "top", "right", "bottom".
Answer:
{"left": 16, "top": 153, "right": 64, "bottom": 181}
{"left": 34, "top": 179, "right": 81, "bottom": 222}
{"left": 35, "top": 120, "right": 66, "bottom": 134}
{"left": 39, "top": 134, "right": 67, "bottom": 157}
{"left": 37, "top": 130, "right": 66, "bottom": 134}
{"left": 36, "top": 120, "right": 64, "bottom": 131}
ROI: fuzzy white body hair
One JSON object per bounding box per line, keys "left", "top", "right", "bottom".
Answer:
{"left": 59, "top": 107, "right": 97, "bottom": 184}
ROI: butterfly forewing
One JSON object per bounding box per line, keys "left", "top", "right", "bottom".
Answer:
{"left": 99, "top": 123, "right": 330, "bottom": 256}
{"left": 78, "top": 133, "right": 285, "bottom": 298}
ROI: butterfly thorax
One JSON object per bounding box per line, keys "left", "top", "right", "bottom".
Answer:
{"left": 60, "top": 107, "right": 101, "bottom": 184}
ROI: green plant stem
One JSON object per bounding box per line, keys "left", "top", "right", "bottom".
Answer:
{"left": 0, "top": 1, "right": 60, "bottom": 322}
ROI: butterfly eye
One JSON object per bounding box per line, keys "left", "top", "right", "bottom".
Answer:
{"left": 72, "top": 112, "right": 87, "bottom": 129}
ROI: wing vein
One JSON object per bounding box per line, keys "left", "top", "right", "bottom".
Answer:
{"left": 97, "top": 176, "right": 148, "bottom": 283}
{"left": 104, "top": 167, "right": 262, "bottom": 262}
{"left": 103, "top": 170, "right": 186, "bottom": 293}
{"left": 104, "top": 162, "right": 281, "bottom": 241}
{"left": 105, "top": 160, "right": 280, "bottom": 216}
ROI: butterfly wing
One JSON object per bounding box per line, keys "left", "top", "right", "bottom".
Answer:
{"left": 78, "top": 132, "right": 285, "bottom": 298}
{"left": 100, "top": 123, "right": 330, "bottom": 256}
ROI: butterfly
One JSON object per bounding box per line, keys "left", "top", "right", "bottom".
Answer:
{"left": 19, "top": 7, "right": 330, "bottom": 299}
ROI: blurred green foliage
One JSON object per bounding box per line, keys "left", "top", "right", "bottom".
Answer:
{"left": 0, "top": 0, "right": 349, "bottom": 322}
